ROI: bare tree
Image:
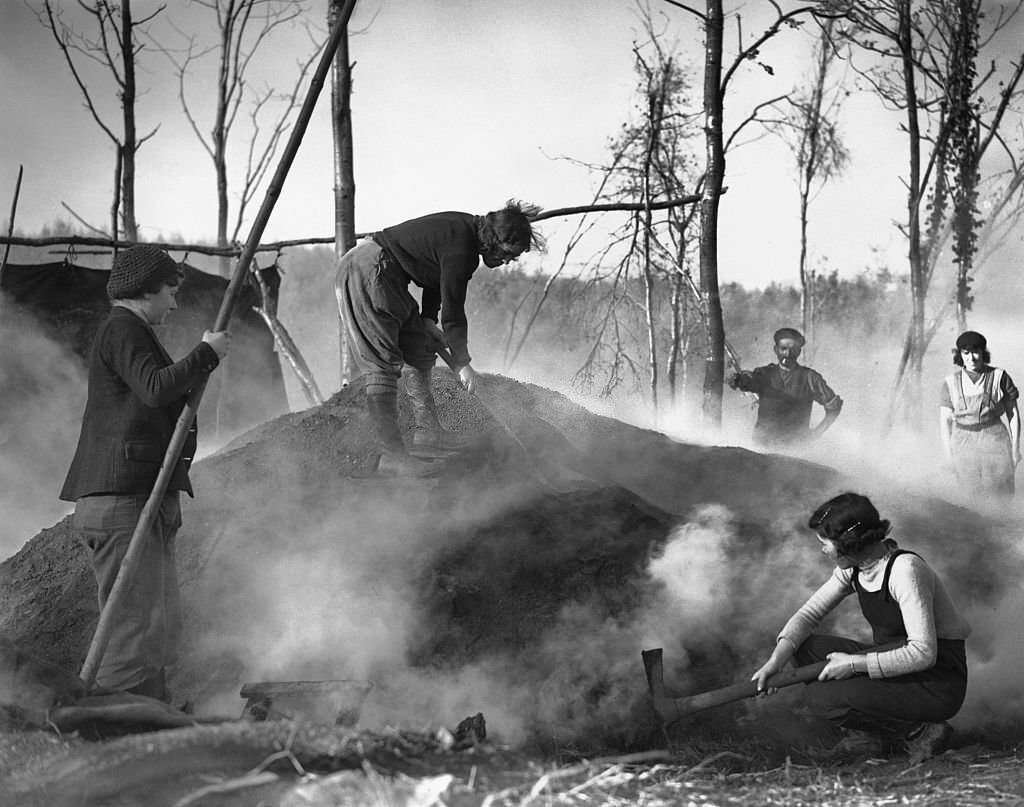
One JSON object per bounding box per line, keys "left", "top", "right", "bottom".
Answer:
{"left": 840, "top": 0, "right": 1024, "bottom": 427}
{"left": 663, "top": 0, "right": 839, "bottom": 426}
{"left": 765, "top": 19, "right": 850, "bottom": 350}
{"left": 160, "top": 0, "right": 319, "bottom": 271}
{"left": 547, "top": 7, "right": 704, "bottom": 405}
{"left": 38, "top": 0, "right": 163, "bottom": 240}
{"left": 502, "top": 5, "right": 729, "bottom": 407}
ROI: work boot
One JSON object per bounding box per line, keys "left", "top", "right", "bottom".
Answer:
{"left": 904, "top": 721, "right": 953, "bottom": 764}
{"left": 366, "top": 389, "right": 441, "bottom": 477}
{"left": 405, "top": 366, "right": 472, "bottom": 456}
{"left": 822, "top": 728, "right": 888, "bottom": 761}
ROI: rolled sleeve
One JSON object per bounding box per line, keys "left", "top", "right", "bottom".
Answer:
{"left": 808, "top": 370, "right": 842, "bottom": 411}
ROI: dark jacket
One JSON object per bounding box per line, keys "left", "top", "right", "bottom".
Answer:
{"left": 60, "top": 307, "right": 219, "bottom": 501}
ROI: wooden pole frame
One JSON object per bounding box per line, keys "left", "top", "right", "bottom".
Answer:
{"left": 79, "top": 1, "right": 358, "bottom": 688}
{"left": 0, "top": 193, "right": 715, "bottom": 258}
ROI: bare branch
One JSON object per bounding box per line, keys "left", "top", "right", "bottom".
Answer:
{"left": 59, "top": 202, "right": 111, "bottom": 237}
{"left": 39, "top": 1, "right": 120, "bottom": 145}
{"left": 531, "top": 195, "right": 709, "bottom": 222}
{"left": 724, "top": 94, "right": 789, "bottom": 153}
{"left": 660, "top": 0, "right": 705, "bottom": 24}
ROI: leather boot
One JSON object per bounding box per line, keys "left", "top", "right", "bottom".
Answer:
{"left": 405, "top": 367, "right": 472, "bottom": 455}
{"left": 366, "top": 390, "right": 441, "bottom": 477}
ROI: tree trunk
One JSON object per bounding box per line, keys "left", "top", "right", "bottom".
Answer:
{"left": 111, "top": 148, "right": 123, "bottom": 243}
{"left": 951, "top": 0, "right": 980, "bottom": 333}
{"left": 799, "top": 193, "right": 813, "bottom": 349}
{"left": 215, "top": 9, "right": 231, "bottom": 275}
{"left": 120, "top": 0, "right": 138, "bottom": 241}
{"left": 699, "top": 0, "right": 726, "bottom": 426}
{"left": 331, "top": 0, "right": 358, "bottom": 388}
{"left": 642, "top": 68, "right": 667, "bottom": 412}
{"left": 667, "top": 267, "right": 684, "bottom": 403}
{"left": 900, "top": 0, "right": 925, "bottom": 424}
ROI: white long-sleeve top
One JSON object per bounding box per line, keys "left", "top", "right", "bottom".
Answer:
{"left": 777, "top": 547, "right": 971, "bottom": 679}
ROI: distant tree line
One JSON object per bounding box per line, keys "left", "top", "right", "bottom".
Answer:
{"left": 12, "top": 0, "right": 1024, "bottom": 438}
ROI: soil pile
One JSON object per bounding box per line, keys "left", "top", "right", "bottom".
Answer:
{"left": 1, "top": 369, "right": 1020, "bottom": 755}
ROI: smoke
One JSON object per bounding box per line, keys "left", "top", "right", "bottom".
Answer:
{"left": 0, "top": 301, "right": 81, "bottom": 558}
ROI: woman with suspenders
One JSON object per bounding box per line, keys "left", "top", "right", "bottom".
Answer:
{"left": 751, "top": 493, "right": 971, "bottom": 762}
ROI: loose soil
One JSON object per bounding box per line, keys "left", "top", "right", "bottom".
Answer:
{"left": 1, "top": 370, "right": 1022, "bottom": 806}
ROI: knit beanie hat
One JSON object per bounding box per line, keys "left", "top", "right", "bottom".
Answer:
{"left": 107, "top": 246, "right": 179, "bottom": 300}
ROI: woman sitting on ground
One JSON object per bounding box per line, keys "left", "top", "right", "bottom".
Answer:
{"left": 751, "top": 492, "right": 971, "bottom": 762}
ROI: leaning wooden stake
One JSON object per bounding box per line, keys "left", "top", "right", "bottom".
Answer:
{"left": 79, "top": 4, "right": 356, "bottom": 688}
{"left": 0, "top": 164, "right": 24, "bottom": 284}
{"left": 254, "top": 306, "right": 324, "bottom": 406}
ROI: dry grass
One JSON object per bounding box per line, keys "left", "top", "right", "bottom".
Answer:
{"left": 2, "top": 723, "right": 1022, "bottom": 806}
{"left": 467, "top": 746, "right": 1023, "bottom": 807}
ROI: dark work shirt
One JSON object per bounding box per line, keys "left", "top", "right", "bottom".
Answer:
{"left": 735, "top": 363, "right": 842, "bottom": 445}
{"left": 374, "top": 211, "right": 480, "bottom": 367}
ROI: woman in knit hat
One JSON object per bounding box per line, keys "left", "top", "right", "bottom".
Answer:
{"left": 939, "top": 330, "right": 1020, "bottom": 499}
{"left": 60, "top": 245, "right": 230, "bottom": 701}
{"left": 752, "top": 493, "right": 970, "bottom": 763}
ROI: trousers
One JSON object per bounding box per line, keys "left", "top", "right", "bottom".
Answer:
{"left": 795, "top": 633, "right": 967, "bottom": 734}
{"left": 335, "top": 239, "right": 438, "bottom": 393}
{"left": 73, "top": 493, "right": 183, "bottom": 692}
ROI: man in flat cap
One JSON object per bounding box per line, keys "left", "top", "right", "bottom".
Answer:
{"left": 61, "top": 245, "right": 230, "bottom": 701}
{"left": 729, "top": 327, "right": 843, "bottom": 448}
{"left": 939, "top": 330, "right": 1020, "bottom": 499}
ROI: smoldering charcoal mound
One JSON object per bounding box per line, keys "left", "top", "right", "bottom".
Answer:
{"left": 0, "top": 370, "right": 1015, "bottom": 751}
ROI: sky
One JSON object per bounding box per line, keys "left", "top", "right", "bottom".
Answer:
{"left": 0, "top": 0, "right": 920, "bottom": 289}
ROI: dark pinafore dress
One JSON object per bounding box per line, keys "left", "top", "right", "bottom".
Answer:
{"left": 793, "top": 551, "right": 967, "bottom": 733}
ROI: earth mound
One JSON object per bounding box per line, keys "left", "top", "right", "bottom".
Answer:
{"left": 1, "top": 369, "right": 1020, "bottom": 756}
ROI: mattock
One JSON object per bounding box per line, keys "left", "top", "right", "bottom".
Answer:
{"left": 641, "top": 648, "right": 826, "bottom": 727}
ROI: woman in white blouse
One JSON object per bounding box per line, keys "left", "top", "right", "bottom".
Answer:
{"left": 940, "top": 330, "right": 1020, "bottom": 500}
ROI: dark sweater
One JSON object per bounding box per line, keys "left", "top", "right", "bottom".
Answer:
{"left": 374, "top": 211, "right": 480, "bottom": 367}
{"left": 60, "top": 306, "right": 219, "bottom": 501}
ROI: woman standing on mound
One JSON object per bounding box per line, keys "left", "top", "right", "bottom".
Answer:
{"left": 752, "top": 493, "right": 971, "bottom": 762}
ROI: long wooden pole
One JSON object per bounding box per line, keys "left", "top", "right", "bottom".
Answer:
{"left": 0, "top": 165, "right": 24, "bottom": 284}
{"left": 79, "top": 4, "right": 356, "bottom": 687}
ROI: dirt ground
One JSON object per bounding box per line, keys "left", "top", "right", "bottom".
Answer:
{"left": 2, "top": 369, "right": 1023, "bottom": 805}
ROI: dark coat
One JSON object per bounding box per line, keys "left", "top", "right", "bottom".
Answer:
{"left": 60, "top": 307, "right": 219, "bottom": 502}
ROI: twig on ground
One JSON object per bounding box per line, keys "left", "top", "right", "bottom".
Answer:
{"left": 171, "top": 770, "right": 279, "bottom": 807}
